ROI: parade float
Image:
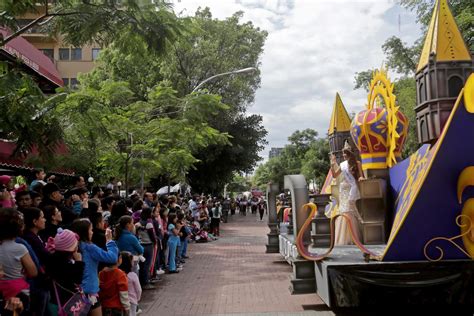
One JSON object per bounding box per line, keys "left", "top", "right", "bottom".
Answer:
{"left": 267, "top": 0, "right": 474, "bottom": 312}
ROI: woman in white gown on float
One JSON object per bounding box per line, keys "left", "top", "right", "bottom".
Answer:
{"left": 330, "top": 141, "right": 365, "bottom": 245}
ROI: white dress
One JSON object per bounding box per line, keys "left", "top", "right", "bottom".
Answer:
{"left": 335, "top": 160, "right": 362, "bottom": 245}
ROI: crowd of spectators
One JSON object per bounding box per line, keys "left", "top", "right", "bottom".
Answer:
{"left": 0, "top": 169, "right": 235, "bottom": 316}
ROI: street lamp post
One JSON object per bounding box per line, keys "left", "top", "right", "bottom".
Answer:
{"left": 191, "top": 67, "right": 257, "bottom": 93}
{"left": 183, "top": 67, "right": 257, "bottom": 114}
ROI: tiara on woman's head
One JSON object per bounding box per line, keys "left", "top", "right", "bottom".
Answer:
{"left": 343, "top": 140, "right": 353, "bottom": 153}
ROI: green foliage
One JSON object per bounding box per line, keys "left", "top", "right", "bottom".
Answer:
{"left": 54, "top": 79, "right": 230, "bottom": 187}
{"left": 1, "top": 3, "right": 267, "bottom": 192}
{"left": 353, "top": 69, "right": 376, "bottom": 92}
{"left": 158, "top": 8, "right": 268, "bottom": 193}
{"left": 382, "top": 36, "right": 421, "bottom": 75}
{"left": 394, "top": 77, "right": 418, "bottom": 157}
{"left": 301, "top": 139, "right": 331, "bottom": 187}
{"left": 81, "top": 44, "right": 163, "bottom": 101}
{"left": 252, "top": 129, "right": 329, "bottom": 191}
{"left": 0, "top": 0, "right": 183, "bottom": 54}
{"left": 227, "top": 173, "right": 251, "bottom": 194}
{"left": 161, "top": 8, "right": 267, "bottom": 109}
{"left": 0, "top": 62, "right": 65, "bottom": 160}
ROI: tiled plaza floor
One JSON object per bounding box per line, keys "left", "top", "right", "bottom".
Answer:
{"left": 140, "top": 212, "right": 329, "bottom": 315}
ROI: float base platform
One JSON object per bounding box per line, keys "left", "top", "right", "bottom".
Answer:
{"left": 279, "top": 232, "right": 316, "bottom": 294}
{"left": 312, "top": 245, "right": 474, "bottom": 314}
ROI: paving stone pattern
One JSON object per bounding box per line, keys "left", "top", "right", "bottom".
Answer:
{"left": 141, "top": 213, "right": 328, "bottom": 315}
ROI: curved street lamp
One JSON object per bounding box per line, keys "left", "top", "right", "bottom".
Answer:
{"left": 191, "top": 67, "right": 257, "bottom": 93}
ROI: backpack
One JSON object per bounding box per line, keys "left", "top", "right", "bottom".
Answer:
{"left": 53, "top": 281, "right": 91, "bottom": 316}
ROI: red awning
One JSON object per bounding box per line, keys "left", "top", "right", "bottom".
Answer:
{"left": 0, "top": 140, "right": 74, "bottom": 176}
{"left": 1, "top": 28, "right": 63, "bottom": 87}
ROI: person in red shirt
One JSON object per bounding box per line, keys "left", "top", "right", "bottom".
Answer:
{"left": 99, "top": 253, "right": 130, "bottom": 316}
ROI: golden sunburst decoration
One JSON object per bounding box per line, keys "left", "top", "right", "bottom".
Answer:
{"left": 366, "top": 68, "right": 399, "bottom": 168}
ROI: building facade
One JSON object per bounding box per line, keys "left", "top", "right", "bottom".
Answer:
{"left": 269, "top": 147, "right": 284, "bottom": 159}
{"left": 17, "top": 8, "right": 100, "bottom": 88}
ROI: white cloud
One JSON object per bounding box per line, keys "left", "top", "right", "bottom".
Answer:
{"left": 171, "top": 0, "right": 422, "bottom": 161}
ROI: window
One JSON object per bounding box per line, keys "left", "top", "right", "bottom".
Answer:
{"left": 71, "top": 48, "right": 82, "bottom": 61}
{"left": 59, "top": 48, "right": 70, "bottom": 60}
{"left": 448, "top": 76, "right": 463, "bottom": 98}
{"left": 62, "top": 78, "right": 69, "bottom": 87}
{"left": 41, "top": 49, "right": 54, "bottom": 62}
{"left": 419, "top": 82, "right": 426, "bottom": 104}
{"left": 92, "top": 48, "right": 100, "bottom": 61}
{"left": 70, "top": 78, "right": 79, "bottom": 89}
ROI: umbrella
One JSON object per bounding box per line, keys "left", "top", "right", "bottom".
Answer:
{"left": 171, "top": 183, "right": 181, "bottom": 193}
{"left": 157, "top": 186, "right": 170, "bottom": 195}
{"left": 157, "top": 183, "right": 181, "bottom": 195}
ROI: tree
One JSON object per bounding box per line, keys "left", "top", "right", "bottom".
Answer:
{"left": 55, "top": 79, "right": 230, "bottom": 189}
{"left": 301, "top": 138, "right": 330, "bottom": 188}
{"left": 227, "top": 173, "right": 252, "bottom": 195}
{"left": 0, "top": 0, "right": 183, "bottom": 162}
{"left": 354, "top": 69, "right": 376, "bottom": 92}
{"left": 82, "top": 40, "right": 267, "bottom": 193}
{"left": 79, "top": 43, "right": 163, "bottom": 101}
{"left": 394, "top": 77, "right": 418, "bottom": 157}
{"left": 158, "top": 8, "right": 268, "bottom": 193}
{"left": 161, "top": 9, "right": 267, "bottom": 109}
{"left": 252, "top": 129, "right": 329, "bottom": 190}
{"left": 382, "top": 36, "right": 421, "bottom": 76}
{"left": 186, "top": 113, "right": 267, "bottom": 194}
{"left": 0, "top": 62, "right": 65, "bottom": 159}
{"left": 0, "top": 0, "right": 182, "bottom": 55}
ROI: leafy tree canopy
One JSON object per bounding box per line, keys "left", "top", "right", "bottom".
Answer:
{"left": 0, "top": 0, "right": 182, "bottom": 55}
{"left": 252, "top": 129, "right": 329, "bottom": 191}
{"left": 0, "top": 62, "right": 65, "bottom": 159}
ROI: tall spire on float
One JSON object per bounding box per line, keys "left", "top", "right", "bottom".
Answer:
{"left": 417, "top": 0, "right": 471, "bottom": 72}
{"left": 415, "top": 0, "right": 473, "bottom": 144}
{"left": 328, "top": 93, "right": 356, "bottom": 163}
{"left": 328, "top": 92, "right": 352, "bottom": 135}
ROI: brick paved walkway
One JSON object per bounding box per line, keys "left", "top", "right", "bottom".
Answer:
{"left": 140, "top": 212, "right": 329, "bottom": 315}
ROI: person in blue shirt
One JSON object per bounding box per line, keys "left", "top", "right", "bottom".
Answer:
{"left": 71, "top": 218, "right": 118, "bottom": 316}
{"left": 115, "top": 215, "right": 144, "bottom": 255}
{"left": 167, "top": 213, "right": 182, "bottom": 273}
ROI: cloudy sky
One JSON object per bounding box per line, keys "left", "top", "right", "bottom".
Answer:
{"left": 172, "top": 0, "right": 423, "bottom": 160}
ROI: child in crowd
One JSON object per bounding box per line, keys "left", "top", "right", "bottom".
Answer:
{"left": 167, "top": 213, "right": 182, "bottom": 273}
{"left": 177, "top": 212, "right": 189, "bottom": 261}
{"left": 45, "top": 228, "right": 84, "bottom": 315}
{"left": 119, "top": 252, "right": 142, "bottom": 316}
{"left": 115, "top": 216, "right": 144, "bottom": 255}
{"left": 210, "top": 202, "right": 222, "bottom": 237}
{"left": 99, "top": 253, "right": 130, "bottom": 316}
{"left": 91, "top": 211, "right": 107, "bottom": 251}
{"left": 115, "top": 215, "right": 143, "bottom": 277}
{"left": 72, "top": 218, "right": 119, "bottom": 316}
